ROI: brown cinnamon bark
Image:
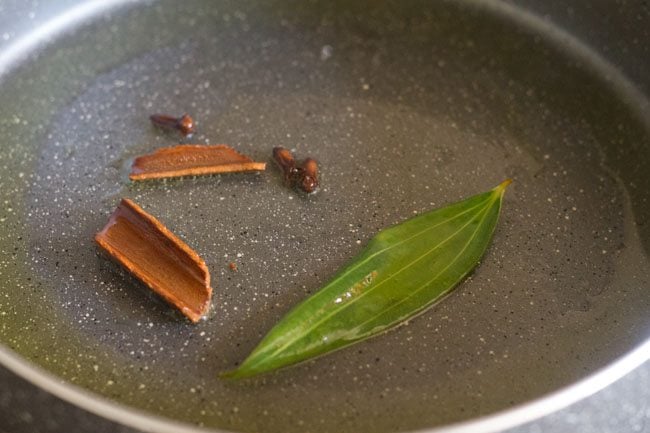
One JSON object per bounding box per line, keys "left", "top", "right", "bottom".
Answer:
{"left": 95, "top": 198, "right": 212, "bottom": 323}
{"left": 130, "top": 144, "right": 266, "bottom": 181}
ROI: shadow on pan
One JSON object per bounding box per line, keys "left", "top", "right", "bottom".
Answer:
{"left": 0, "top": 0, "right": 648, "bottom": 432}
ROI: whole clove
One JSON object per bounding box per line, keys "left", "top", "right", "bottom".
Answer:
{"left": 272, "top": 147, "right": 300, "bottom": 184}
{"left": 150, "top": 113, "right": 195, "bottom": 136}
{"left": 272, "top": 147, "right": 319, "bottom": 193}
{"left": 298, "top": 158, "right": 319, "bottom": 193}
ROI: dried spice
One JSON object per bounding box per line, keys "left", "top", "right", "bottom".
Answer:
{"left": 298, "top": 157, "right": 319, "bottom": 193}
{"left": 95, "top": 198, "right": 212, "bottom": 323}
{"left": 150, "top": 113, "right": 195, "bottom": 136}
{"left": 130, "top": 144, "right": 266, "bottom": 181}
{"left": 272, "top": 146, "right": 319, "bottom": 193}
{"left": 223, "top": 180, "right": 512, "bottom": 378}
{"left": 272, "top": 147, "right": 300, "bottom": 184}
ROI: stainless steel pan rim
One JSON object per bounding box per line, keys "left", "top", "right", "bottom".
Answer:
{"left": 0, "top": 0, "right": 138, "bottom": 78}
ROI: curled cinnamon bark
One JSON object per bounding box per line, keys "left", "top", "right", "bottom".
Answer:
{"left": 130, "top": 144, "right": 266, "bottom": 181}
{"left": 95, "top": 198, "right": 212, "bottom": 323}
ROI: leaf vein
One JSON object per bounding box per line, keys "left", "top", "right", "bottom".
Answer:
{"left": 347, "top": 198, "right": 497, "bottom": 336}
{"left": 261, "top": 195, "right": 495, "bottom": 360}
{"left": 302, "top": 194, "right": 493, "bottom": 306}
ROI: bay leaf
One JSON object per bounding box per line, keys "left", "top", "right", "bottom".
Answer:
{"left": 224, "top": 180, "right": 512, "bottom": 378}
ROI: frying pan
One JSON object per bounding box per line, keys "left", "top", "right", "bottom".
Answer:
{"left": 0, "top": 0, "right": 648, "bottom": 432}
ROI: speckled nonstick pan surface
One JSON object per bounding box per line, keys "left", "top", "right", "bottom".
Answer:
{"left": 0, "top": 1, "right": 649, "bottom": 432}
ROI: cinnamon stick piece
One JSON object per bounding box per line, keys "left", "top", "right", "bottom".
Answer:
{"left": 95, "top": 198, "right": 212, "bottom": 323}
{"left": 130, "top": 144, "right": 266, "bottom": 181}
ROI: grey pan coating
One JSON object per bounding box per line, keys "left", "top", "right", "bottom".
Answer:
{"left": 0, "top": 1, "right": 648, "bottom": 433}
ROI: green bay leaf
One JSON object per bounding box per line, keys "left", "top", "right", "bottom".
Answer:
{"left": 224, "top": 180, "right": 512, "bottom": 379}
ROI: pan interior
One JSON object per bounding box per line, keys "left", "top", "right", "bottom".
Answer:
{"left": 0, "top": 1, "right": 648, "bottom": 432}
